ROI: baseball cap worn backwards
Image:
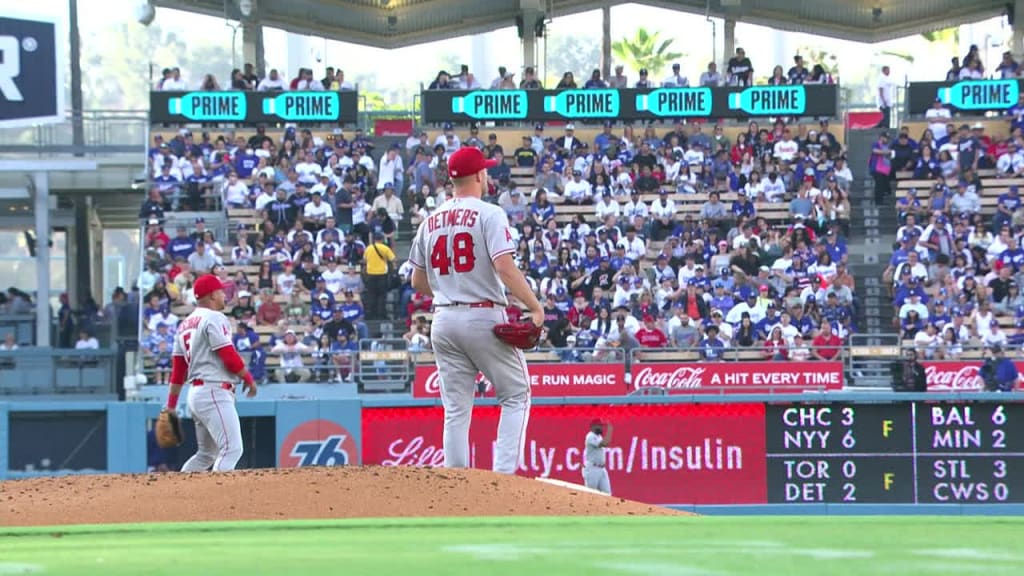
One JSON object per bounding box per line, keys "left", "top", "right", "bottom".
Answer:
{"left": 447, "top": 147, "right": 498, "bottom": 179}
{"left": 193, "top": 274, "right": 224, "bottom": 300}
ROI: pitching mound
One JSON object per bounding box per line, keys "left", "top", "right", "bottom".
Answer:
{"left": 0, "top": 466, "right": 686, "bottom": 526}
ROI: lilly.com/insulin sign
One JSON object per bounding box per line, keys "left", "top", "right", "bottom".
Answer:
{"left": 0, "top": 14, "right": 64, "bottom": 128}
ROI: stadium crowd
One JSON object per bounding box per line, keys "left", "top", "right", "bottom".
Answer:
{"left": 872, "top": 83, "right": 1024, "bottom": 360}
{"left": 138, "top": 55, "right": 857, "bottom": 382}
{"left": 426, "top": 50, "right": 837, "bottom": 90}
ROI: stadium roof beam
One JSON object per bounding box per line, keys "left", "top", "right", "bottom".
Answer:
{"left": 153, "top": 0, "right": 1010, "bottom": 48}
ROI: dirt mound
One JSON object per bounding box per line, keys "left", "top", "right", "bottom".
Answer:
{"left": 0, "top": 466, "right": 685, "bottom": 527}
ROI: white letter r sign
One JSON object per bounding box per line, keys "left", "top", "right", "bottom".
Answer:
{"left": 0, "top": 36, "right": 25, "bottom": 102}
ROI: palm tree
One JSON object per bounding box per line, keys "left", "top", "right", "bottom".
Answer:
{"left": 921, "top": 28, "right": 959, "bottom": 46}
{"left": 611, "top": 28, "right": 684, "bottom": 78}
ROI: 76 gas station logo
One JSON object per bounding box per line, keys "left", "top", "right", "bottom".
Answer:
{"left": 290, "top": 434, "right": 351, "bottom": 466}
{"left": 279, "top": 419, "right": 359, "bottom": 467}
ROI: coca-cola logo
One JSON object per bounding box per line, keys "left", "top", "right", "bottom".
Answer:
{"left": 422, "top": 369, "right": 490, "bottom": 395}
{"left": 925, "top": 365, "right": 981, "bottom": 391}
{"left": 382, "top": 436, "right": 446, "bottom": 467}
{"left": 424, "top": 371, "right": 441, "bottom": 395}
{"left": 633, "top": 366, "right": 706, "bottom": 389}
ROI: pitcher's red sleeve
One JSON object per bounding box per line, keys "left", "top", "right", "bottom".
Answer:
{"left": 169, "top": 355, "right": 188, "bottom": 386}
{"left": 216, "top": 345, "right": 245, "bottom": 374}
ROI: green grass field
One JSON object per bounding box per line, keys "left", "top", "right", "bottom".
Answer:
{"left": 2, "top": 516, "right": 1023, "bottom": 576}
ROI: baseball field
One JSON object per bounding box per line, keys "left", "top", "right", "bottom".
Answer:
{"left": 2, "top": 467, "right": 1022, "bottom": 575}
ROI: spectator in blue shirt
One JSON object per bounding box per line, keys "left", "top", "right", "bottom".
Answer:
{"left": 233, "top": 146, "right": 259, "bottom": 178}
{"left": 232, "top": 322, "right": 257, "bottom": 353}
{"left": 311, "top": 293, "right": 335, "bottom": 322}
{"left": 145, "top": 322, "right": 174, "bottom": 354}
{"left": 732, "top": 192, "right": 756, "bottom": 219}
{"left": 983, "top": 344, "right": 1019, "bottom": 392}
{"left": 994, "top": 185, "right": 1021, "bottom": 232}
{"left": 698, "top": 325, "right": 726, "bottom": 360}
{"left": 166, "top": 226, "right": 195, "bottom": 262}
{"left": 339, "top": 291, "right": 369, "bottom": 340}
{"left": 824, "top": 230, "right": 847, "bottom": 264}
{"left": 249, "top": 340, "right": 267, "bottom": 384}
{"left": 594, "top": 121, "right": 615, "bottom": 153}
{"left": 584, "top": 69, "right": 607, "bottom": 89}
{"left": 153, "top": 163, "right": 181, "bottom": 208}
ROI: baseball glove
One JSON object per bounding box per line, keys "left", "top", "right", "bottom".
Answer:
{"left": 493, "top": 321, "right": 543, "bottom": 350}
{"left": 155, "top": 408, "right": 183, "bottom": 448}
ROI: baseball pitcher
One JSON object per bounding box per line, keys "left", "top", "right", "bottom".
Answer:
{"left": 165, "top": 274, "right": 257, "bottom": 472}
{"left": 409, "top": 146, "right": 545, "bottom": 474}
{"left": 583, "top": 419, "right": 613, "bottom": 494}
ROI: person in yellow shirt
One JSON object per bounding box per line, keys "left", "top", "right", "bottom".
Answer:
{"left": 363, "top": 233, "right": 396, "bottom": 320}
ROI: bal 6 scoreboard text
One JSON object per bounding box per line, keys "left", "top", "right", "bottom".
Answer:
{"left": 767, "top": 401, "right": 1023, "bottom": 504}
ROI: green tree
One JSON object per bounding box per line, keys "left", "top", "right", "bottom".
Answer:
{"left": 611, "top": 28, "right": 683, "bottom": 78}
{"left": 921, "top": 28, "right": 959, "bottom": 46}
{"left": 79, "top": 22, "right": 235, "bottom": 110}
{"left": 921, "top": 27, "right": 961, "bottom": 63}
{"left": 544, "top": 33, "right": 601, "bottom": 85}
{"left": 795, "top": 45, "right": 840, "bottom": 78}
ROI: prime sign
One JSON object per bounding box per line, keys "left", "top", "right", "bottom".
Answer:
{"left": 0, "top": 14, "right": 64, "bottom": 127}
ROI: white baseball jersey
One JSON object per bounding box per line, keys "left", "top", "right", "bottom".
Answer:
{"left": 585, "top": 431, "right": 606, "bottom": 466}
{"left": 409, "top": 197, "right": 515, "bottom": 306}
{"left": 173, "top": 307, "right": 236, "bottom": 383}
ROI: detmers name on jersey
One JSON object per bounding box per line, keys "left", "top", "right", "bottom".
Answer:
{"left": 425, "top": 208, "right": 479, "bottom": 234}
{"left": 178, "top": 315, "right": 202, "bottom": 331}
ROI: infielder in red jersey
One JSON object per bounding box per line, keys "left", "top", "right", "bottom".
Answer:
{"left": 165, "top": 274, "right": 257, "bottom": 472}
{"left": 409, "top": 147, "right": 544, "bottom": 474}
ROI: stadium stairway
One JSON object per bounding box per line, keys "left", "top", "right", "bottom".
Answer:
{"left": 844, "top": 128, "right": 897, "bottom": 387}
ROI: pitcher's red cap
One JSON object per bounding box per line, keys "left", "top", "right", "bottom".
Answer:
{"left": 193, "top": 274, "right": 224, "bottom": 300}
{"left": 447, "top": 147, "right": 498, "bottom": 179}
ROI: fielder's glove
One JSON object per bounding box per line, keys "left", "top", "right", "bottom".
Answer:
{"left": 493, "top": 321, "right": 543, "bottom": 350}
{"left": 155, "top": 408, "right": 184, "bottom": 448}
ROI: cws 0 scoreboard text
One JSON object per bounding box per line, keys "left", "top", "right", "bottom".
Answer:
{"left": 361, "top": 401, "right": 1024, "bottom": 505}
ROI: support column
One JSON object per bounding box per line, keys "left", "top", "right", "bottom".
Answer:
{"left": 68, "top": 0, "right": 84, "bottom": 156}
{"left": 73, "top": 196, "right": 91, "bottom": 305}
{"left": 520, "top": 0, "right": 543, "bottom": 75}
{"left": 1014, "top": 0, "right": 1024, "bottom": 61}
{"left": 521, "top": 17, "right": 537, "bottom": 73}
{"left": 242, "top": 21, "right": 265, "bottom": 78}
{"left": 33, "top": 173, "right": 50, "bottom": 348}
{"left": 601, "top": 6, "right": 612, "bottom": 80}
{"left": 723, "top": 18, "right": 736, "bottom": 70}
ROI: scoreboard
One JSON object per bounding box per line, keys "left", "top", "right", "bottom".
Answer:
{"left": 766, "top": 402, "right": 1024, "bottom": 504}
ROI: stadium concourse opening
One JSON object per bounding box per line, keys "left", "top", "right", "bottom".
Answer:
{"left": 0, "top": 467, "right": 683, "bottom": 527}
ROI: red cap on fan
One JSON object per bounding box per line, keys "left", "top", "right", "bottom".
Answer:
{"left": 447, "top": 146, "right": 498, "bottom": 179}
{"left": 193, "top": 274, "right": 225, "bottom": 300}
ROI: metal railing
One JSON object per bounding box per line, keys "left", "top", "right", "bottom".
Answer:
{"left": 357, "top": 338, "right": 411, "bottom": 393}
{"left": 0, "top": 109, "right": 148, "bottom": 156}
{"left": 0, "top": 349, "right": 117, "bottom": 396}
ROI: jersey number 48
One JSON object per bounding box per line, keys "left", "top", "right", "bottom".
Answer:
{"left": 430, "top": 232, "right": 476, "bottom": 275}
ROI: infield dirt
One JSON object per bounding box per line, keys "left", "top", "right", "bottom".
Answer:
{"left": 0, "top": 466, "right": 685, "bottom": 526}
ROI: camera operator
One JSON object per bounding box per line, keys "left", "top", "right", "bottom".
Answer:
{"left": 891, "top": 348, "right": 926, "bottom": 392}
{"left": 980, "top": 344, "right": 1019, "bottom": 392}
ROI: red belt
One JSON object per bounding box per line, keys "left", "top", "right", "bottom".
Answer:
{"left": 192, "top": 379, "right": 234, "bottom": 390}
{"left": 436, "top": 301, "right": 496, "bottom": 308}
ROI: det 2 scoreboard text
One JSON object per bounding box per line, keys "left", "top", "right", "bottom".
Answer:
{"left": 766, "top": 402, "right": 1024, "bottom": 504}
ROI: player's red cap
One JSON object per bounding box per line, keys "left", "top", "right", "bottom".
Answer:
{"left": 589, "top": 419, "right": 604, "bottom": 428}
{"left": 447, "top": 146, "right": 498, "bottom": 179}
{"left": 193, "top": 274, "right": 224, "bottom": 300}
